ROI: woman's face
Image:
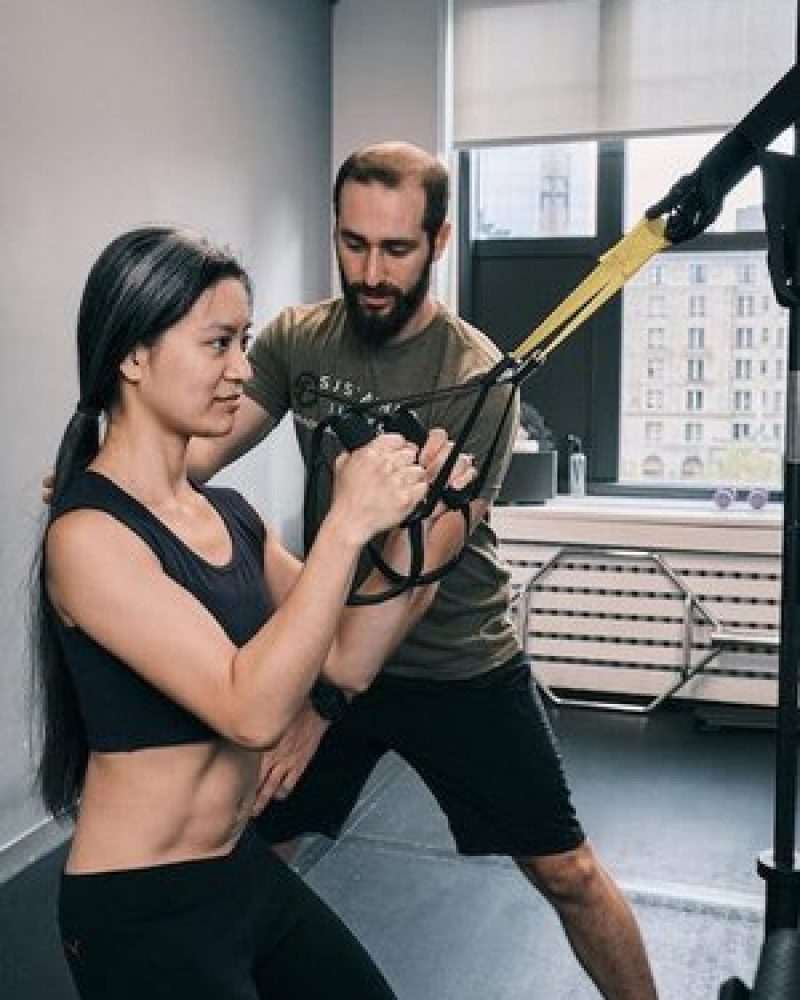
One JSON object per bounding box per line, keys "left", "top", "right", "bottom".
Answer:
{"left": 130, "top": 277, "right": 253, "bottom": 438}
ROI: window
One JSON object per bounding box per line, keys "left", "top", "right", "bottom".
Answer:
{"left": 688, "top": 326, "right": 705, "bottom": 349}
{"left": 737, "top": 295, "right": 755, "bottom": 317}
{"left": 646, "top": 389, "right": 664, "bottom": 410}
{"left": 682, "top": 456, "right": 704, "bottom": 478}
{"left": 466, "top": 131, "right": 790, "bottom": 492}
{"left": 688, "top": 295, "right": 706, "bottom": 318}
{"left": 685, "top": 422, "right": 703, "bottom": 443}
{"left": 645, "top": 421, "right": 663, "bottom": 443}
{"left": 687, "top": 359, "right": 704, "bottom": 382}
{"left": 472, "top": 143, "right": 597, "bottom": 239}
{"left": 642, "top": 455, "right": 664, "bottom": 478}
{"left": 732, "top": 422, "right": 752, "bottom": 440}
{"left": 738, "top": 261, "right": 757, "bottom": 283}
{"left": 689, "top": 262, "right": 706, "bottom": 284}
{"left": 686, "top": 389, "right": 704, "bottom": 411}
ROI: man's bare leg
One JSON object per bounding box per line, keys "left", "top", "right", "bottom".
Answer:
{"left": 517, "top": 841, "right": 658, "bottom": 999}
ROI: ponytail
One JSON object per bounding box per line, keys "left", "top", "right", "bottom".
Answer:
{"left": 31, "top": 405, "right": 103, "bottom": 817}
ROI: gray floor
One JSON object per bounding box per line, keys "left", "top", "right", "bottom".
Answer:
{"left": 0, "top": 702, "right": 783, "bottom": 998}
{"left": 295, "top": 704, "right": 775, "bottom": 1000}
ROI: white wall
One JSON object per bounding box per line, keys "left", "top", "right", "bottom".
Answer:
{"left": 331, "top": 0, "right": 454, "bottom": 300}
{"left": 0, "top": 0, "right": 331, "bottom": 871}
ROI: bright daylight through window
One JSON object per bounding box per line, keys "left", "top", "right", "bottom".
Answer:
{"left": 472, "top": 133, "right": 791, "bottom": 491}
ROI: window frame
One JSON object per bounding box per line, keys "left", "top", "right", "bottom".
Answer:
{"left": 458, "top": 139, "right": 779, "bottom": 499}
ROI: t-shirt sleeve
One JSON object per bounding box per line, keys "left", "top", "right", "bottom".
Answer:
{"left": 244, "top": 308, "right": 294, "bottom": 420}
{"left": 449, "top": 382, "right": 519, "bottom": 503}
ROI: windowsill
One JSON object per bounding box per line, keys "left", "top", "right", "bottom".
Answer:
{"left": 491, "top": 494, "right": 782, "bottom": 555}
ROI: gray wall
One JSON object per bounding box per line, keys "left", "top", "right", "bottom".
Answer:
{"left": 331, "top": 0, "right": 454, "bottom": 300}
{"left": 0, "top": 0, "right": 331, "bottom": 869}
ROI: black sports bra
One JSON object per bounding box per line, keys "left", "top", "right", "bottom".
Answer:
{"left": 49, "top": 470, "right": 273, "bottom": 752}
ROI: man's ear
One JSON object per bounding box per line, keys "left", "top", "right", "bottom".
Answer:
{"left": 119, "top": 346, "right": 147, "bottom": 384}
{"left": 432, "top": 221, "right": 452, "bottom": 262}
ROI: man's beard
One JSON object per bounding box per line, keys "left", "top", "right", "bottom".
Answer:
{"left": 340, "top": 251, "right": 433, "bottom": 347}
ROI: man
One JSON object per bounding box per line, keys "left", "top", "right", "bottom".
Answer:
{"left": 189, "top": 142, "right": 659, "bottom": 1000}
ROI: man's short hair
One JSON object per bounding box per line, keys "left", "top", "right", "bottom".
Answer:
{"left": 333, "top": 141, "right": 449, "bottom": 242}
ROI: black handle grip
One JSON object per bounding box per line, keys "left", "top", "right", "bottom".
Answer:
{"left": 382, "top": 407, "right": 428, "bottom": 448}
{"left": 330, "top": 411, "right": 377, "bottom": 451}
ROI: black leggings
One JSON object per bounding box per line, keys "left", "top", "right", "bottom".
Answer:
{"left": 58, "top": 826, "right": 396, "bottom": 1000}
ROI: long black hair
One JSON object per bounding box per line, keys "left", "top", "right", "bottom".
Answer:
{"left": 31, "top": 226, "right": 252, "bottom": 818}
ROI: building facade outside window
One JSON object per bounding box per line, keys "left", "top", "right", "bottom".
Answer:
{"left": 470, "top": 130, "right": 790, "bottom": 490}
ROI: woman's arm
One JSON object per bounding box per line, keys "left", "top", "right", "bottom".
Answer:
{"left": 263, "top": 431, "right": 477, "bottom": 695}
{"left": 46, "top": 435, "right": 425, "bottom": 751}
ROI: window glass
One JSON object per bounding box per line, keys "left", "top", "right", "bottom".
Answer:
{"left": 472, "top": 142, "right": 597, "bottom": 238}
{"left": 625, "top": 131, "right": 793, "bottom": 232}
{"left": 620, "top": 250, "right": 787, "bottom": 488}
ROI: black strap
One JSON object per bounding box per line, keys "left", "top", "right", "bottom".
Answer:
{"left": 760, "top": 150, "right": 800, "bottom": 308}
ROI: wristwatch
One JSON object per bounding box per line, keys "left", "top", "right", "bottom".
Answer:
{"left": 310, "top": 679, "right": 349, "bottom": 724}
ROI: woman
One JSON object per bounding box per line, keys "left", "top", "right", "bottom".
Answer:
{"left": 32, "top": 226, "right": 468, "bottom": 999}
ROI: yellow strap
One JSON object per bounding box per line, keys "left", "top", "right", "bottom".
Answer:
{"left": 510, "top": 216, "right": 670, "bottom": 364}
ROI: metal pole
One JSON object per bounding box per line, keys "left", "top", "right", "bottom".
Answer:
{"left": 759, "top": 10, "right": 800, "bottom": 933}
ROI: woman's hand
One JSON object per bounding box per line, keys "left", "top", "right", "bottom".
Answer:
{"left": 329, "top": 433, "right": 427, "bottom": 544}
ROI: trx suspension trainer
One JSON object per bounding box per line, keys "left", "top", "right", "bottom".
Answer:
{"left": 297, "top": 64, "right": 800, "bottom": 609}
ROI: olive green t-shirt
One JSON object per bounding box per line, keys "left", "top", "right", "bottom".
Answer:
{"left": 246, "top": 298, "right": 521, "bottom": 680}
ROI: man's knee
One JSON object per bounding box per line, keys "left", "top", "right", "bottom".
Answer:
{"left": 515, "top": 841, "right": 606, "bottom": 906}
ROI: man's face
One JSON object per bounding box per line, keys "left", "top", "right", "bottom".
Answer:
{"left": 335, "top": 179, "right": 444, "bottom": 346}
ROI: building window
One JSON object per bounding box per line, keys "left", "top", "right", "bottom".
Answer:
{"left": 686, "top": 389, "right": 704, "bottom": 411}
{"left": 642, "top": 455, "right": 664, "bottom": 478}
{"left": 732, "top": 422, "right": 752, "bottom": 440}
{"left": 738, "top": 261, "right": 757, "bottom": 284}
{"left": 468, "top": 131, "right": 791, "bottom": 492}
{"left": 687, "top": 358, "right": 705, "bottom": 382}
{"left": 689, "top": 295, "right": 706, "bottom": 318}
{"left": 689, "top": 262, "right": 706, "bottom": 284}
{"left": 645, "top": 421, "right": 663, "bottom": 443}
{"left": 688, "top": 326, "right": 705, "bottom": 349}
{"left": 685, "top": 422, "right": 703, "bottom": 443}
{"left": 736, "top": 295, "right": 755, "bottom": 317}
{"left": 682, "top": 456, "right": 704, "bottom": 478}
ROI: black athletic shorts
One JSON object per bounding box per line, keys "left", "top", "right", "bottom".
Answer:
{"left": 255, "top": 656, "right": 585, "bottom": 858}
{"left": 59, "top": 825, "right": 396, "bottom": 1000}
